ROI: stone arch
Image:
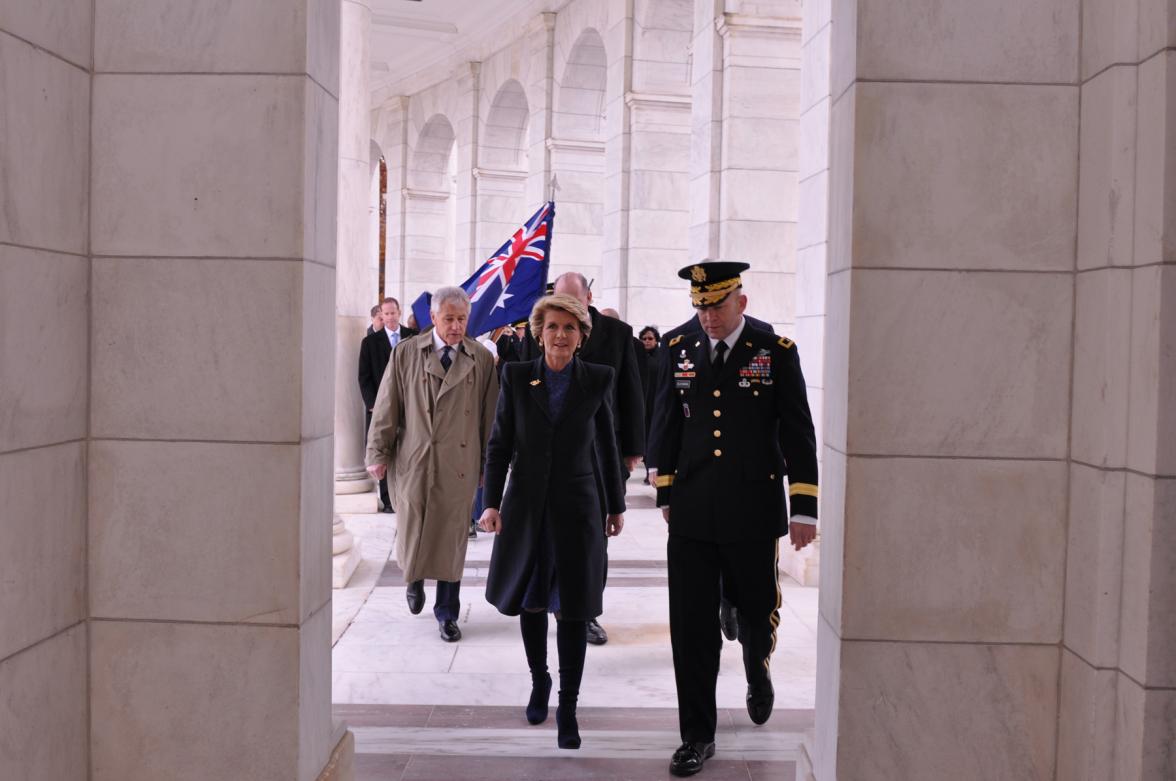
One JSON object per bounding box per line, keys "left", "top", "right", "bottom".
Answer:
{"left": 409, "top": 114, "right": 457, "bottom": 192}
{"left": 476, "top": 80, "right": 532, "bottom": 263}
{"left": 549, "top": 27, "right": 608, "bottom": 284}
{"left": 555, "top": 28, "right": 607, "bottom": 141}
{"left": 405, "top": 114, "right": 458, "bottom": 291}
{"left": 369, "top": 139, "right": 386, "bottom": 302}
{"left": 482, "top": 79, "right": 530, "bottom": 171}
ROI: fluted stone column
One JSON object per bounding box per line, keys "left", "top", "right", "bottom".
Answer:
{"left": 332, "top": 0, "right": 373, "bottom": 586}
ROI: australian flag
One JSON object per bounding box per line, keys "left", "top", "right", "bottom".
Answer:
{"left": 416, "top": 201, "right": 554, "bottom": 335}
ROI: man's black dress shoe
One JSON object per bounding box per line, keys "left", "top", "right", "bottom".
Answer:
{"left": 406, "top": 580, "right": 425, "bottom": 615}
{"left": 439, "top": 619, "right": 462, "bottom": 642}
{"left": 669, "top": 741, "right": 715, "bottom": 777}
{"left": 380, "top": 504, "right": 395, "bottom": 514}
{"left": 585, "top": 618, "right": 608, "bottom": 645}
{"left": 719, "top": 600, "right": 738, "bottom": 641}
{"left": 746, "top": 676, "right": 775, "bottom": 725}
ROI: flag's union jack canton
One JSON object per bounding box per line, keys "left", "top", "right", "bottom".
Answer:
{"left": 412, "top": 201, "right": 554, "bottom": 334}
{"left": 462, "top": 201, "right": 554, "bottom": 336}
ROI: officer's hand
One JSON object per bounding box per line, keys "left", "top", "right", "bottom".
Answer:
{"left": 624, "top": 455, "right": 641, "bottom": 472}
{"left": 789, "top": 521, "right": 816, "bottom": 551}
{"left": 606, "top": 513, "right": 624, "bottom": 537}
{"left": 367, "top": 463, "right": 387, "bottom": 481}
{"left": 661, "top": 507, "right": 670, "bottom": 524}
{"left": 648, "top": 468, "right": 658, "bottom": 482}
{"left": 478, "top": 508, "right": 503, "bottom": 534}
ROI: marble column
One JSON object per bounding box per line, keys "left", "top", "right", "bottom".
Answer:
{"left": 0, "top": 9, "right": 90, "bottom": 779}
{"left": 335, "top": 0, "right": 375, "bottom": 495}
{"left": 332, "top": 0, "right": 372, "bottom": 586}
{"left": 525, "top": 13, "right": 557, "bottom": 212}
{"left": 454, "top": 62, "right": 482, "bottom": 281}
{"left": 816, "top": 0, "right": 1080, "bottom": 777}
{"left": 616, "top": 0, "right": 693, "bottom": 328}
{"left": 85, "top": 0, "right": 344, "bottom": 777}
{"left": 1057, "top": 4, "right": 1176, "bottom": 778}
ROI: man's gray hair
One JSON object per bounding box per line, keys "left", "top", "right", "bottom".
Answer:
{"left": 430, "top": 286, "right": 471, "bottom": 313}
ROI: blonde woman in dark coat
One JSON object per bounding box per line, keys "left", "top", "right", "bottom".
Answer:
{"left": 478, "top": 294, "right": 626, "bottom": 750}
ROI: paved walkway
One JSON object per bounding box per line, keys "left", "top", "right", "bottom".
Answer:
{"left": 332, "top": 476, "right": 817, "bottom": 780}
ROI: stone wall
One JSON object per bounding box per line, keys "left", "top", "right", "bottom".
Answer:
{"left": 0, "top": 7, "right": 92, "bottom": 778}
{"left": 817, "top": 1, "right": 1176, "bottom": 778}
{"left": 373, "top": 0, "right": 803, "bottom": 332}
{"left": 1, "top": 3, "right": 344, "bottom": 779}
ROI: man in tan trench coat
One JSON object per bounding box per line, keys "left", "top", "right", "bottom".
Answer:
{"left": 366, "top": 287, "right": 499, "bottom": 642}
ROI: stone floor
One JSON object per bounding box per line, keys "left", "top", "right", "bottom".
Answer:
{"left": 331, "top": 475, "right": 817, "bottom": 780}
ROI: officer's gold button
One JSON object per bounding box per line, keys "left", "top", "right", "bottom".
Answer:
{"left": 713, "top": 430, "right": 721, "bottom": 438}
{"left": 753, "top": 390, "right": 759, "bottom": 397}
{"left": 713, "top": 409, "right": 721, "bottom": 417}
{"left": 713, "top": 390, "right": 721, "bottom": 398}
{"left": 713, "top": 449, "right": 722, "bottom": 457}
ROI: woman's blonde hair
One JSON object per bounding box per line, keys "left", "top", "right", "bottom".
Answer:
{"left": 529, "top": 294, "right": 592, "bottom": 348}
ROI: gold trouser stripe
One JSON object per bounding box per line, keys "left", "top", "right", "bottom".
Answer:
{"left": 766, "top": 538, "right": 782, "bottom": 671}
{"left": 654, "top": 473, "right": 675, "bottom": 488}
{"left": 789, "top": 483, "right": 818, "bottom": 498}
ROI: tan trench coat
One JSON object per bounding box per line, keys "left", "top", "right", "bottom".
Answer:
{"left": 365, "top": 333, "right": 499, "bottom": 583}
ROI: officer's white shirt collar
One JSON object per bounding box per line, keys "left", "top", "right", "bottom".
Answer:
{"left": 708, "top": 316, "right": 747, "bottom": 361}
{"left": 431, "top": 329, "right": 462, "bottom": 356}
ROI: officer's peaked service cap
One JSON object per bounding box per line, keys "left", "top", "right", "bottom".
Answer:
{"left": 678, "top": 261, "right": 750, "bottom": 307}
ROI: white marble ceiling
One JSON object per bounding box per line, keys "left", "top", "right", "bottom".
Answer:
{"left": 370, "top": 0, "right": 571, "bottom": 102}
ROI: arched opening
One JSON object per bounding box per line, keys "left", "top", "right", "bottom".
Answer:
{"left": 369, "top": 140, "right": 386, "bottom": 304}
{"left": 405, "top": 114, "right": 458, "bottom": 293}
{"left": 476, "top": 80, "right": 531, "bottom": 263}
{"left": 550, "top": 28, "right": 608, "bottom": 286}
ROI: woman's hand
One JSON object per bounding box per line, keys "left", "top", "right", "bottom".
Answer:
{"left": 606, "top": 513, "right": 624, "bottom": 537}
{"left": 478, "top": 508, "right": 503, "bottom": 534}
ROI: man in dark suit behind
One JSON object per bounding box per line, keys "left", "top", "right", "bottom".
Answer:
{"left": 359, "top": 296, "right": 419, "bottom": 512}
{"left": 519, "top": 273, "right": 645, "bottom": 646}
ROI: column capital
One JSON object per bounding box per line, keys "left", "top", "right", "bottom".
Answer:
{"left": 715, "top": 13, "right": 802, "bottom": 40}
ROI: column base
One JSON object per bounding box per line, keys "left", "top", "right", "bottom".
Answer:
{"left": 335, "top": 491, "right": 379, "bottom": 514}
{"left": 333, "top": 544, "right": 362, "bottom": 589}
{"left": 333, "top": 515, "right": 363, "bottom": 589}
{"left": 795, "top": 728, "right": 816, "bottom": 781}
{"left": 335, "top": 475, "right": 373, "bottom": 495}
{"left": 316, "top": 728, "right": 355, "bottom": 781}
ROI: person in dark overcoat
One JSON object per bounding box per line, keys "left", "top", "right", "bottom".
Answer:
{"left": 478, "top": 294, "right": 626, "bottom": 752}
{"left": 517, "top": 273, "right": 644, "bottom": 646}
{"left": 358, "top": 296, "right": 419, "bottom": 512}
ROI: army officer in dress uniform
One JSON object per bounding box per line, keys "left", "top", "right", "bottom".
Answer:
{"left": 655, "top": 261, "right": 818, "bottom": 778}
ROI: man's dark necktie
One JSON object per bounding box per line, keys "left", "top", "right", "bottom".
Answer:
{"left": 440, "top": 345, "right": 453, "bottom": 372}
{"left": 712, "top": 340, "right": 728, "bottom": 373}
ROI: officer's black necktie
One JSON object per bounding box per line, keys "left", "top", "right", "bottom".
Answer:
{"left": 712, "top": 340, "right": 728, "bottom": 373}
{"left": 440, "top": 345, "right": 453, "bottom": 373}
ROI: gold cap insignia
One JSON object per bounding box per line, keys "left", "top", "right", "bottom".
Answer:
{"left": 691, "top": 265, "right": 707, "bottom": 282}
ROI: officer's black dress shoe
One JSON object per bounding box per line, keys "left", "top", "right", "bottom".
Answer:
{"left": 439, "top": 619, "right": 462, "bottom": 642}
{"left": 585, "top": 618, "right": 608, "bottom": 645}
{"left": 719, "top": 600, "right": 738, "bottom": 641}
{"left": 746, "top": 676, "right": 775, "bottom": 725}
{"left": 379, "top": 504, "right": 395, "bottom": 514}
{"left": 406, "top": 580, "right": 425, "bottom": 614}
{"left": 669, "top": 741, "right": 715, "bottom": 777}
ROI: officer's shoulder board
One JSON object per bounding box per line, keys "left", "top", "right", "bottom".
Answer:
{"left": 668, "top": 334, "right": 684, "bottom": 347}
{"left": 777, "top": 336, "right": 795, "bottom": 350}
